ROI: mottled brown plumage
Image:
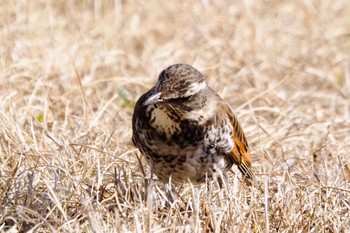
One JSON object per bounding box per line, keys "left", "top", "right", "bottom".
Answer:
{"left": 132, "top": 64, "right": 252, "bottom": 184}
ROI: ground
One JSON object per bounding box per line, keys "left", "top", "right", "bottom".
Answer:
{"left": 1, "top": 0, "right": 349, "bottom": 232}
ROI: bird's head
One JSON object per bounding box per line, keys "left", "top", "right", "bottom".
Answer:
{"left": 143, "top": 64, "right": 208, "bottom": 107}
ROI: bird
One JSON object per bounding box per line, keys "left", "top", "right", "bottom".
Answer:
{"left": 132, "top": 64, "right": 252, "bottom": 185}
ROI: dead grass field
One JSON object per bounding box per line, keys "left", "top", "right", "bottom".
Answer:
{"left": 1, "top": 0, "right": 350, "bottom": 232}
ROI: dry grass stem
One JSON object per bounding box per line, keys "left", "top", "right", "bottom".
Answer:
{"left": 1, "top": 0, "right": 349, "bottom": 232}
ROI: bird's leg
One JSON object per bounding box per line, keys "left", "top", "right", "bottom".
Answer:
{"left": 164, "top": 182, "right": 176, "bottom": 205}
{"left": 157, "top": 177, "right": 185, "bottom": 209}
{"left": 153, "top": 176, "right": 177, "bottom": 206}
{"left": 164, "top": 176, "right": 184, "bottom": 206}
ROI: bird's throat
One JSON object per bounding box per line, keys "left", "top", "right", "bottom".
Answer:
{"left": 148, "top": 105, "right": 180, "bottom": 137}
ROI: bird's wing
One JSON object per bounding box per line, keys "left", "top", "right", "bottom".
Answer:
{"left": 224, "top": 104, "right": 253, "bottom": 180}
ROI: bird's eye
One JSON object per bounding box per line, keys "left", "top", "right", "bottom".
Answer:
{"left": 167, "top": 95, "right": 192, "bottom": 104}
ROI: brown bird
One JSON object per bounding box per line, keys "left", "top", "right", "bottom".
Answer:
{"left": 132, "top": 64, "right": 252, "bottom": 185}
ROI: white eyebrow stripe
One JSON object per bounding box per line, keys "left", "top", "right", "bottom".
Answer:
{"left": 187, "top": 81, "right": 206, "bottom": 94}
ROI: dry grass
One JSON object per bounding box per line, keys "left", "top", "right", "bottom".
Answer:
{"left": 1, "top": 0, "right": 350, "bottom": 232}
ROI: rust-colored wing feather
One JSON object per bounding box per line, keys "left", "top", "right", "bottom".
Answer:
{"left": 224, "top": 104, "right": 253, "bottom": 180}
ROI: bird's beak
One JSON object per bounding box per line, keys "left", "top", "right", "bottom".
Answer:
{"left": 143, "top": 92, "right": 163, "bottom": 106}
